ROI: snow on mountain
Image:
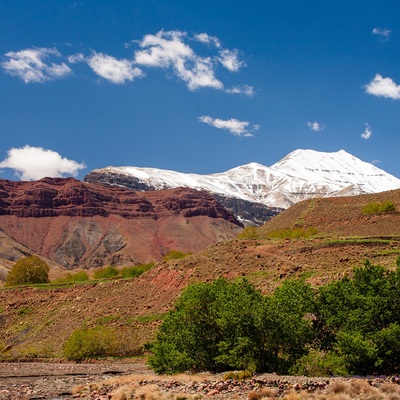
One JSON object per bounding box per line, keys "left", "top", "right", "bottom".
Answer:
{"left": 85, "top": 149, "right": 400, "bottom": 210}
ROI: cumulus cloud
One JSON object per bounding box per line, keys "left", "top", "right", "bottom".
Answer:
{"left": 226, "top": 84, "right": 254, "bottom": 97}
{"left": 3, "top": 31, "right": 252, "bottom": 93}
{"left": 365, "top": 74, "right": 400, "bottom": 99}
{"left": 0, "top": 145, "right": 86, "bottom": 181}
{"left": 198, "top": 115, "right": 258, "bottom": 137}
{"left": 2, "top": 47, "right": 72, "bottom": 83}
{"left": 87, "top": 52, "right": 143, "bottom": 84}
{"left": 218, "top": 49, "right": 244, "bottom": 72}
{"left": 134, "top": 30, "right": 223, "bottom": 91}
{"left": 361, "top": 123, "right": 372, "bottom": 140}
{"left": 306, "top": 121, "right": 324, "bottom": 132}
{"left": 193, "top": 33, "right": 221, "bottom": 48}
{"left": 373, "top": 28, "right": 391, "bottom": 39}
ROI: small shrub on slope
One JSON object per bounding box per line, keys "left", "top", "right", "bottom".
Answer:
{"left": 93, "top": 266, "right": 119, "bottom": 280}
{"left": 63, "top": 326, "right": 140, "bottom": 360}
{"left": 362, "top": 200, "right": 396, "bottom": 215}
{"left": 5, "top": 256, "right": 49, "bottom": 287}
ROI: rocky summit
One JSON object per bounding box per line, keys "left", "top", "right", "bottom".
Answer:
{"left": 84, "top": 149, "right": 400, "bottom": 225}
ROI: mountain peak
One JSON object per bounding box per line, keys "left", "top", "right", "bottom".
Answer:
{"left": 84, "top": 149, "right": 400, "bottom": 210}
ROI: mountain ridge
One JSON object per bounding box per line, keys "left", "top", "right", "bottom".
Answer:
{"left": 84, "top": 149, "right": 400, "bottom": 222}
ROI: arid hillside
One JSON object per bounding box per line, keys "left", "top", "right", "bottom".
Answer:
{"left": 1, "top": 189, "right": 400, "bottom": 359}
{"left": 0, "top": 178, "right": 242, "bottom": 270}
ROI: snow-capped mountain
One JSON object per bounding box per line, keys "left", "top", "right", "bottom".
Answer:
{"left": 84, "top": 149, "right": 400, "bottom": 224}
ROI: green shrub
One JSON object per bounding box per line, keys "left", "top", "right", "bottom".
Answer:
{"left": 63, "top": 325, "right": 140, "bottom": 360}
{"left": 237, "top": 226, "right": 260, "bottom": 240}
{"left": 290, "top": 349, "right": 348, "bottom": 377}
{"left": 53, "top": 271, "right": 89, "bottom": 284}
{"left": 162, "top": 250, "right": 191, "bottom": 262}
{"left": 93, "top": 266, "right": 119, "bottom": 280}
{"left": 120, "top": 262, "right": 154, "bottom": 279}
{"left": 362, "top": 201, "right": 396, "bottom": 215}
{"left": 5, "top": 256, "right": 49, "bottom": 287}
{"left": 267, "top": 227, "right": 318, "bottom": 240}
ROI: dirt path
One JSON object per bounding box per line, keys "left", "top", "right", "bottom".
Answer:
{"left": 0, "top": 362, "right": 150, "bottom": 399}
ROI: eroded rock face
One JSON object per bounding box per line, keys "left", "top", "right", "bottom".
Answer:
{"left": 0, "top": 178, "right": 242, "bottom": 268}
{"left": 0, "top": 178, "right": 241, "bottom": 224}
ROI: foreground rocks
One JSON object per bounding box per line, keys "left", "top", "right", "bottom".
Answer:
{"left": 2, "top": 362, "right": 400, "bottom": 400}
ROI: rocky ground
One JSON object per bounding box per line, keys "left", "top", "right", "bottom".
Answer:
{"left": 1, "top": 362, "right": 400, "bottom": 400}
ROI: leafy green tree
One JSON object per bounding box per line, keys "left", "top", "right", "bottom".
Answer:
{"left": 148, "top": 278, "right": 267, "bottom": 374}
{"left": 265, "top": 279, "right": 316, "bottom": 373}
{"left": 315, "top": 260, "right": 400, "bottom": 375}
{"left": 5, "top": 256, "right": 49, "bottom": 286}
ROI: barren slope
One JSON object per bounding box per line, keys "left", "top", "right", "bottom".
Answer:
{"left": 1, "top": 189, "right": 400, "bottom": 359}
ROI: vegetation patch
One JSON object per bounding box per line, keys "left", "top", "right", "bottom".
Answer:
{"left": 362, "top": 200, "right": 396, "bottom": 215}
{"left": 120, "top": 262, "right": 154, "bottom": 279}
{"left": 63, "top": 325, "right": 141, "bottom": 361}
{"left": 128, "top": 313, "right": 168, "bottom": 325}
{"left": 52, "top": 271, "right": 89, "bottom": 284}
{"left": 162, "top": 250, "right": 191, "bottom": 261}
{"left": 148, "top": 257, "right": 400, "bottom": 376}
{"left": 267, "top": 226, "right": 318, "bottom": 240}
{"left": 237, "top": 226, "right": 260, "bottom": 240}
{"left": 93, "top": 266, "right": 120, "bottom": 280}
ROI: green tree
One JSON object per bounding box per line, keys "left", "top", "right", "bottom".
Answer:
{"left": 148, "top": 278, "right": 267, "bottom": 374}
{"left": 5, "top": 256, "right": 49, "bottom": 286}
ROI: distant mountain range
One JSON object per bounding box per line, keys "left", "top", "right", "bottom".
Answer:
{"left": 85, "top": 149, "right": 400, "bottom": 225}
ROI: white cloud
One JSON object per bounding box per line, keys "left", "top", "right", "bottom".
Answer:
{"left": 193, "top": 33, "right": 221, "bottom": 48}
{"left": 198, "top": 115, "right": 258, "bottom": 137}
{"left": 226, "top": 85, "right": 254, "bottom": 97}
{"left": 2, "top": 47, "right": 72, "bottom": 83}
{"left": 67, "top": 53, "right": 85, "bottom": 63}
{"left": 373, "top": 28, "right": 391, "bottom": 39}
{"left": 134, "top": 30, "right": 223, "bottom": 90}
{"left": 361, "top": 123, "right": 372, "bottom": 140}
{"left": 87, "top": 52, "right": 143, "bottom": 84}
{"left": 365, "top": 74, "right": 400, "bottom": 99}
{"left": 218, "top": 49, "right": 244, "bottom": 72}
{"left": 306, "top": 121, "right": 324, "bottom": 132}
{"left": 0, "top": 145, "right": 86, "bottom": 181}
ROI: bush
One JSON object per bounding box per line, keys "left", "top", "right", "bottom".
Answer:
{"left": 290, "top": 349, "right": 348, "bottom": 377}
{"left": 63, "top": 325, "right": 140, "bottom": 361}
{"left": 162, "top": 250, "right": 191, "bottom": 261}
{"left": 93, "top": 266, "right": 119, "bottom": 280}
{"left": 362, "top": 201, "right": 396, "bottom": 215}
{"left": 237, "top": 226, "right": 260, "bottom": 240}
{"left": 267, "top": 227, "right": 318, "bottom": 240}
{"left": 5, "top": 256, "right": 49, "bottom": 287}
{"left": 120, "top": 262, "right": 154, "bottom": 279}
{"left": 53, "top": 271, "right": 89, "bottom": 284}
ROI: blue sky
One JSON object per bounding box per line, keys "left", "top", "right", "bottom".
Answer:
{"left": 0, "top": 0, "right": 399, "bottom": 181}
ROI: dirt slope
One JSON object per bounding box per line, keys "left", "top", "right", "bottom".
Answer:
{"left": 1, "top": 189, "right": 400, "bottom": 359}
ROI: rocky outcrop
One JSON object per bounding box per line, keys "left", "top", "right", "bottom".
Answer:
{"left": 0, "top": 178, "right": 242, "bottom": 269}
{"left": 0, "top": 178, "right": 241, "bottom": 225}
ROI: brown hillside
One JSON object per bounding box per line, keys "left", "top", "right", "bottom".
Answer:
{"left": 0, "top": 178, "right": 242, "bottom": 269}
{"left": 1, "top": 189, "right": 400, "bottom": 359}
{"left": 259, "top": 189, "right": 400, "bottom": 237}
